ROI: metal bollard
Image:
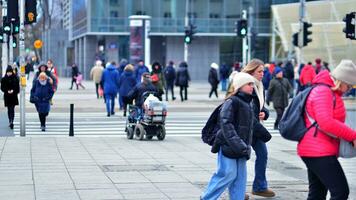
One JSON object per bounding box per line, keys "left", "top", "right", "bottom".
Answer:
{"left": 69, "top": 104, "right": 74, "bottom": 136}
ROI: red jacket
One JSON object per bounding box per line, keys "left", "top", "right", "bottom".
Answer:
{"left": 297, "top": 71, "right": 356, "bottom": 157}
{"left": 299, "top": 65, "right": 316, "bottom": 86}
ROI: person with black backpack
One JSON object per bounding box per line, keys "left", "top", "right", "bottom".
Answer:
{"left": 163, "top": 61, "right": 176, "bottom": 101}
{"left": 201, "top": 72, "right": 256, "bottom": 200}
{"left": 295, "top": 60, "right": 356, "bottom": 200}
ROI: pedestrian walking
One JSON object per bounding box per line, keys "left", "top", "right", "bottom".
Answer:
{"left": 208, "top": 62, "right": 219, "bottom": 98}
{"left": 118, "top": 64, "right": 136, "bottom": 116}
{"left": 283, "top": 61, "right": 295, "bottom": 97}
{"left": 201, "top": 72, "right": 256, "bottom": 200}
{"left": 262, "top": 64, "right": 272, "bottom": 99}
{"left": 1, "top": 66, "right": 20, "bottom": 130}
{"left": 47, "top": 59, "right": 58, "bottom": 87}
{"left": 219, "top": 63, "right": 230, "bottom": 91}
{"left": 299, "top": 62, "right": 316, "bottom": 91}
{"left": 69, "top": 63, "right": 79, "bottom": 90}
{"left": 267, "top": 67, "right": 292, "bottom": 130}
{"left": 242, "top": 59, "right": 275, "bottom": 198}
{"left": 25, "top": 60, "right": 34, "bottom": 80}
{"left": 76, "top": 72, "right": 85, "bottom": 89}
{"left": 90, "top": 60, "right": 104, "bottom": 98}
{"left": 101, "top": 61, "right": 120, "bottom": 117}
{"left": 298, "top": 60, "right": 356, "bottom": 200}
{"left": 30, "top": 72, "right": 54, "bottom": 132}
{"left": 151, "top": 61, "right": 165, "bottom": 100}
{"left": 134, "top": 60, "right": 149, "bottom": 83}
{"left": 163, "top": 60, "right": 176, "bottom": 101}
{"left": 175, "top": 61, "right": 190, "bottom": 101}
{"left": 117, "top": 58, "right": 128, "bottom": 77}
{"left": 33, "top": 64, "right": 57, "bottom": 92}
{"left": 314, "top": 58, "right": 322, "bottom": 74}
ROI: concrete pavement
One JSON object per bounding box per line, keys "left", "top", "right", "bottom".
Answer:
{"left": 0, "top": 77, "right": 356, "bottom": 199}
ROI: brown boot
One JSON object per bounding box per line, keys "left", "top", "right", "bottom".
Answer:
{"left": 245, "top": 193, "right": 249, "bottom": 200}
{"left": 252, "top": 188, "right": 276, "bottom": 197}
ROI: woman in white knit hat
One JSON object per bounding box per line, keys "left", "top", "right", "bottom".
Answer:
{"left": 298, "top": 59, "right": 356, "bottom": 199}
{"left": 201, "top": 72, "right": 255, "bottom": 200}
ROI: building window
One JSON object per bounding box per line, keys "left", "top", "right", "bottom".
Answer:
{"left": 110, "top": 0, "right": 119, "bottom": 6}
{"left": 110, "top": 11, "right": 118, "bottom": 18}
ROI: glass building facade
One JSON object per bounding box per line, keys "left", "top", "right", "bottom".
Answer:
{"left": 70, "top": 0, "right": 301, "bottom": 80}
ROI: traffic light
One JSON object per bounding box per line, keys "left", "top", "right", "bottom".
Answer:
{"left": 184, "top": 24, "right": 196, "bottom": 44}
{"left": 0, "top": 28, "right": 3, "bottom": 43}
{"left": 292, "top": 32, "right": 299, "bottom": 47}
{"left": 12, "top": 36, "right": 17, "bottom": 48}
{"left": 236, "top": 19, "right": 248, "bottom": 38}
{"left": 25, "top": 0, "right": 37, "bottom": 24}
{"left": 7, "top": 0, "right": 19, "bottom": 21}
{"left": 184, "top": 29, "right": 192, "bottom": 44}
{"left": 12, "top": 18, "right": 20, "bottom": 35}
{"left": 3, "top": 17, "right": 11, "bottom": 34}
{"left": 343, "top": 12, "right": 356, "bottom": 40}
{"left": 303, "top": 22, "right": 312, "bottom": 46}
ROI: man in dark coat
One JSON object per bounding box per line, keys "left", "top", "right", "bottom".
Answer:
{"left": 267, "top": 67, "right": 292, "bottom": 129}
{"left": 219, "top": 64, "right": 230, "bottom": 91}
{"left": 1, "top": 66, "right": 20, "bottom": 129}
{"left": 69, "top": 63, "right": 79, "bottom": 90}
{"left": 118, "top": 64, "right": 136, "bottom": 116}
{"left": 127, "top": 72, "right": 157, "bottom": 109}
{"left": 134, "top": 60, "right": 149, "bottom": 83}
{"left": 163, "top": 61, "right": 176, "bottom": 101}
{"left": 175, "top": 61, "right": 190, "bottom": 101}
{"left": 208, "top": 63, "right": 219, "bottom": 98}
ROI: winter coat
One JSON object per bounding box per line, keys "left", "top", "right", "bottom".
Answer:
{"left": 208, "top": 68, "right": 219, "bottom": 86}
{"left": 268, "top": 77, "right": 292, "bottom": 109}
{"left": 25, "top": 63, "right": 34, "bottom": 74}
{"left": 262, "top": 68, "right": 272, "bottom": 90}
{"left": 151, "top": 72, "right": 165, "bottom": 97}
{"left": 71, "top": 65, "right": 79, "bottom": 78}
{"left": 101, "top": 64, "right": 120, "bottom": 96}
{"left": 118, "top": 71, "right": 137, "bottom": 97}
{"left": 211, "top": 92, "right": 255, "bottom": 159}
{"left": 31, "top": 80, "right": 54, "bottom": 114}
{"left": 283, "top": 62, "right": 295, "bottom": 81}
{"left": 175, "top": 63, "right": 190, "bottom": 87}
{"left": 127, "top": 82, "right": 158, "bottom": 108}
{"left": 300, "top": 64, "right": 316, "bottom": 86}
{"left": 135, "top": 65, "right": 149, "bottom": 83}
{"left": 90, "top": 65, "right": 104, "bottom": 84}
{"left": 163, "top": 65, "right": 176, "bottom": 85}
{"left": 219, "top": 65, "right": 230, "bottom": 80}
{"left": 1, "top": 74, "right": 20, "bottom": 107}
{"left": 298, "top": 71, "right": 356, "bottom": 157}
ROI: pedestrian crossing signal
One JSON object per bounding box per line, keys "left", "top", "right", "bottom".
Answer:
{"left": 236, "top": 19, "right": 248, "bottom": 38}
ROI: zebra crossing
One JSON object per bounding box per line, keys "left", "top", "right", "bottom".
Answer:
{"left": 13, "top": 111, "right": 279, "bottom": 137}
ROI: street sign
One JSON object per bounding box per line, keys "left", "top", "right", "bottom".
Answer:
{"left": 34, "top": 39, "right": 42, "bottom": 49}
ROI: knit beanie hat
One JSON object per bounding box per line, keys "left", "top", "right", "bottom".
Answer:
{"left": 232, "top": 72, "right": 255, "bottom": 91}
{"left": 331, "top": 60, "right": 356, "bottom": 85}
{"left": 6, "top": 65, "right": 13, "bottom": 73}
{"left": 273, "top": 67, "right": 283, "bottom": 76}
{"left": 210, "top": 62, "right": 219, "bottom": 69}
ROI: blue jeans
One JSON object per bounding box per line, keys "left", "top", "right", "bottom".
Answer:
{"left": 105, "top": 94, "right": 116, "bottom": 114}
{"left": 201, "top": 150, "right": 247, "bottom": 200}
{"left": 252, "top": 139, "right": 268, "bottom": 192}
{"left": 221, "top": 79, "right": 228, "bottom": 91}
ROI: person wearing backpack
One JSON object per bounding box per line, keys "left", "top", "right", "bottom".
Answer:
{"left": 298, "top": 60, "right": 356, "bottom": 200}
{"left": 163, "top": 61, "right": 176, "bottom": 101}
{"left": 201, "top": 72, "right": 256, "bottom": 200}
{"left": 267, "top": 67, "right": 292, "bottom": 130}
{"left": 242, "top": 59, "right": 275, "bottom": 198}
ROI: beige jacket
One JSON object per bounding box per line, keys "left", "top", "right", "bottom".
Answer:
{"left": 90, "top": 66, "right": 104, "bottom": 83}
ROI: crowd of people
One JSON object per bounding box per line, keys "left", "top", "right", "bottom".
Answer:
{"left": 88, "top": 59, "right": 191, "bottom": 117}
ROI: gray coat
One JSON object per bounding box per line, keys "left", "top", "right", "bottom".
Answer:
{"left": 268, "top": 77, "right": 292, "bottom": 109}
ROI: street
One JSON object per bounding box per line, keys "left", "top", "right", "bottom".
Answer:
{"left": 0, "top": 78, "right": 356, "bottom": 199}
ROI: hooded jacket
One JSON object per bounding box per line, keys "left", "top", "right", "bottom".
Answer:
{"left": 298, "top": 71, "right": 356, "bottom": 157}
{"left": 1, "top": 68, "right": 20, "bottom": 107}
{"left": 118, "top": 71, "right": 137, "bottom": 97}
{"left": 101, "top": 64, "right": 120, "bottom": 95}
{"left": 31, "top": 79, "right": 54, "bottom": 114}
{"left": 300, "top": 64, "right": 316, "bottom": 86}
{"left": 175, "top": 62, "right": 190, "bottom": 87}
{"left": 90, "top": 64, "right": 104, "bottom": 84}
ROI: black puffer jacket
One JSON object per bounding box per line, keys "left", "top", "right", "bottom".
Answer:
{"left": 212, "top": 92, "right": 255, "bottom": 159}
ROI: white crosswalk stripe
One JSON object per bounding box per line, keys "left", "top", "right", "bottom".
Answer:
{"left": 13, "top": 112, "right": 280, "bottom": 137}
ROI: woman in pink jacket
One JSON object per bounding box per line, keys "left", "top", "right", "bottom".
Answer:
{"left": 298, "top": 60, "right": 356, "bottom": 200}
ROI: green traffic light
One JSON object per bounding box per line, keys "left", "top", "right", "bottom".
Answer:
{"left": 184, "top": 36, "right": 191, "bottom": 44}
{"left": 12, "top": 42, "right": 17, "bottom": 48}
{"left": 4, "top": 26, "right": 10, "bottom": 31}
{"left": 240, "top": 28, "right": 247, "bottom": 36}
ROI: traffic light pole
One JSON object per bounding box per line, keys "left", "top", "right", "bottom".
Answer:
{"left": 242, "top": 10, "right": 247, "bottom": 67}
{"left": 298, "top": 0, "right": 305, "bottom": 66}
{"left": 9, "top": 23, "right": 13, "bottom": 64}
{"left": 1, "top": 0, "right": 8, "bottom": 77}
{"left": 19, "top": 0, "right": 26, "bottom": 136}
{"left": 184, "top": 0, "right": 189, "bottom": 62}
{"left": 247, "top": 6, "right": 253, "bottom": 62}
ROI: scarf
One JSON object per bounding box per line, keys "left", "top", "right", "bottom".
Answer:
{"left": 254, "top": 77, "right": 265, "bottom": 110}
{"left": 39, "top": 79, "right": 47, "bottom": 86}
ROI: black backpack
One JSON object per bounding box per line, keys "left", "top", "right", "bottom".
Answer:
{"left": 279, "top": 84, "right": 334, "bottom": 141}
{"left": 201, "top": 104, "right": 222, "bottom": 145}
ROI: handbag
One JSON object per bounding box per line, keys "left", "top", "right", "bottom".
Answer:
{"left": 339, "top": 139, "right": 356, "bottom": 158}
{"left": 29, "top": 95, "right": 36, "bottom": 104}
